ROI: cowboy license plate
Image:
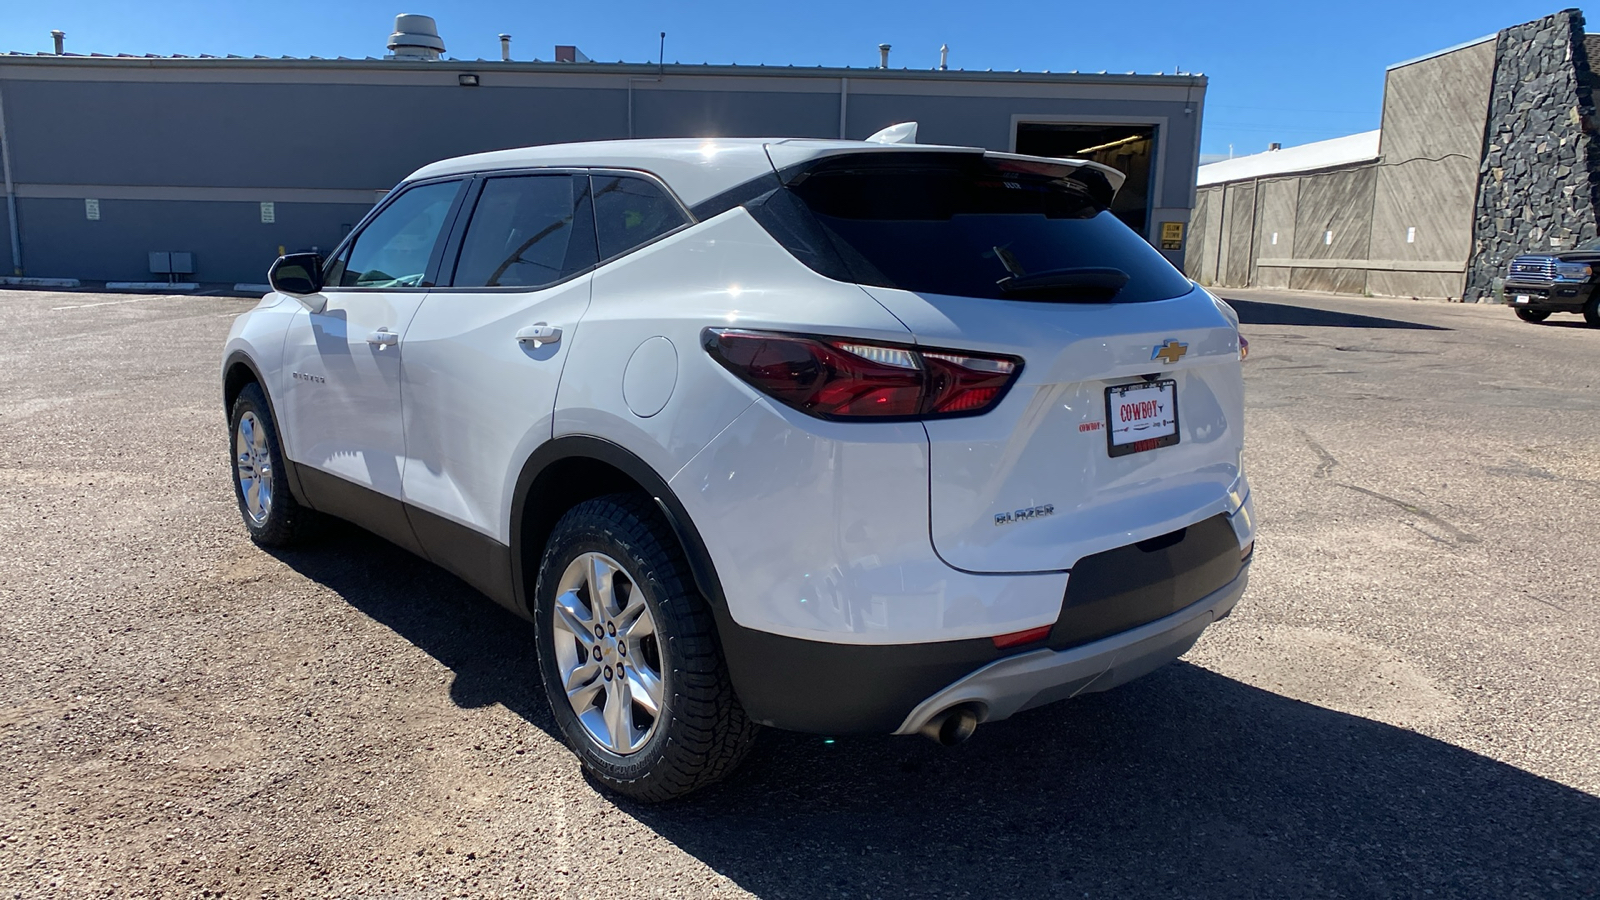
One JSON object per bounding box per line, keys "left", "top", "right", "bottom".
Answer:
{"left": 1106, "top": 380, "right": 1179, "bottom": 458}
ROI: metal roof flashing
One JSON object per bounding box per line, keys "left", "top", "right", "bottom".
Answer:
{"left": 0, "top": 52, "right": 1206, "bottom": 86}
{"left": 1385, "top": 34, "right": 1495, "bottom": 71}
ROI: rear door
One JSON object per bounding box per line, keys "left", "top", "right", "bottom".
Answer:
{"left": 751, "top": 151, "right": 1246, "bottom": 573}
{"left": 278, "top": 177, "right": 465, "bottom": 550}
{"left": 398, "top": 172, "right": 598, "bottom": 570}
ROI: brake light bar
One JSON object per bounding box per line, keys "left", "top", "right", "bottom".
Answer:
{"left": 704, "top": 329, "right": 1023, "bottom": 421}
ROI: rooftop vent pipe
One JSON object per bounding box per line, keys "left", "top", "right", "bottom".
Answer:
{"left": 387, "top": 14, "right": 445, "bottom": 60}
{"left": 939, "top": 43, "right": 948, "bottom": 70}
{"left": 878, "top": 43, "right": 891, "bottom": 68}
{"left": 51, "top": 30, "right": 65, "bottom": 55}
{"left": 499, "top": 33, "right": 511, "bottom": 61}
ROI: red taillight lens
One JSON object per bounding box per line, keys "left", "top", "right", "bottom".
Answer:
{"left": 705, "top": 329, "right": 1022, "bottom": 420}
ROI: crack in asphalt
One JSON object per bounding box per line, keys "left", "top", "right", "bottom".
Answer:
{"left": 1296, "top": 427, "right": 1480, "bottom": 546}
{"left": 1295, "top": 427, "right": 1340, "bottom": 479}
{"left": 1337, "top": 483, "right": 1481, "bottom": 545}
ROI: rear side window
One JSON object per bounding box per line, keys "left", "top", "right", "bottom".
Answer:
{"left": 452, "top": 175, "right": 598, "bottom": 288}
{"left": 592, "top": 175, "right": 689, "bottom": 262}
{"left": 747, "top": 153, "right": 1194, "bottom": 303}
{"left": 328, "top": 180, "right": 461, "bottom": 288}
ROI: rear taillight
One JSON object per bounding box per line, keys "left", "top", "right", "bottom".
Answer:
{"left": 704, "top": 329, "right": 1022, "bottom": 421}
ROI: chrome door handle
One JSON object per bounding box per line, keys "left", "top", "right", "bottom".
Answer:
{"left": 516, "top": 323, "right": 562, "bottom": 348}
{"left": 366, "top": 328, "right": 399, "bottom": 347}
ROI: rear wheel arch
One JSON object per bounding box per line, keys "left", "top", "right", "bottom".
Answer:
{"left": 510, "top": 437, "right": 727, "bottom": 621}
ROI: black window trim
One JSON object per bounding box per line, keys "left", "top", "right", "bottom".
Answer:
{"left": 319, "top": 175, "right": 472, "bottom": 293}
{"left": 423, "top": 165, "right": 698, "bottom": 293}
{"left": 431, "top": 168, "right": 595, "bottom": 294}
{"left": 587, "top": 167, "right": 697, "bottom": 268}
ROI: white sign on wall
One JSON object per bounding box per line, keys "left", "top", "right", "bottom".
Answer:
{"left": 260, "top": 201, "right": 276, "bottom": 224}
{"left": 85, "top": 198, "right": 101, "bottom": 221}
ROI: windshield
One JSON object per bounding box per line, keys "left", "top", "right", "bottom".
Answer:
{"left": 744, "top": 153, "right": 1193, "bottom": 303}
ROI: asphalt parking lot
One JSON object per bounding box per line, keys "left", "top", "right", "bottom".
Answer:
{"left": 2, "top": 286, "right": 1597, "bottom": 898}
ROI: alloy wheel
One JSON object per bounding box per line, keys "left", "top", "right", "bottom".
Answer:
{"left": 235, "top": 410, "right": 273, "bottom": 526}
{"left": 550, "top": 551, "right": 666, "bottom": 755}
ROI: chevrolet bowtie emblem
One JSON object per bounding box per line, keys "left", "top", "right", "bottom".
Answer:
{"left": 1152, "top": 339, "right": 1189, "bottom": 365}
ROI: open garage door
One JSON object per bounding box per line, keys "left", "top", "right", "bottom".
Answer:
{"left": 1015, "top": 122, "right": 1157, "bottom": 237}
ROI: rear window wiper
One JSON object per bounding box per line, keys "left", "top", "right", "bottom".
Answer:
{"left": 996, "top": 267, "right": 1130, "bottom": 301}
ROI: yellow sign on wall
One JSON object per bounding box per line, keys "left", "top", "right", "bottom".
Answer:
{"left": 1159, "top": 221, "right": 1185, "bottom": 251}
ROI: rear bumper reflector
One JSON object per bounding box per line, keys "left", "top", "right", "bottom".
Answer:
{"left": 992, "top": 624, "right": 1053, "bottom": 650}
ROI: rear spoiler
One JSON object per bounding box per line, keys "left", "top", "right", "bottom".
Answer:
{"left": 764, "top": 139, "right": 1126, "bottom": 196}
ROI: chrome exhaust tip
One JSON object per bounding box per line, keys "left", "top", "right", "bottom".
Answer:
{"left": 917, "top": 704, "right": 980, "bottom": 746}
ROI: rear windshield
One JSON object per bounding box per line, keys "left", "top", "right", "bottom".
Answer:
{"left": 744, "top": 153, "right": 1193, "bottom": 303}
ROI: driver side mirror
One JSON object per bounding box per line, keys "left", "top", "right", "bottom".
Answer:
{"left": 268, "top": 252, "right": 325, "bottom": 297}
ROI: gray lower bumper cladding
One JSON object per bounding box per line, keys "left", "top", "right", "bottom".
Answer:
{"left": 893, "top": 566, "right": 1250, "bottom": 735}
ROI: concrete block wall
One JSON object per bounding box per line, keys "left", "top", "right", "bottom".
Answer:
{"left": 1464, "top": 9, "right": 1600, "bottom": 301}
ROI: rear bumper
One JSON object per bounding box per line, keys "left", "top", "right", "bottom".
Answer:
{"left": 717, "top": 504, "right": 1253, "bottom": 734}
{"left": 893, "top": 565, "right": 1248, "bottom": 735}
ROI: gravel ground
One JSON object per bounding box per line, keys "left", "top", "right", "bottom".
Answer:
{"left": 1, "top": 287, "right": 1597, "bottom": 899}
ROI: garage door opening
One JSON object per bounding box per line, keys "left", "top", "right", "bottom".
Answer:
{"left": 1015, "top": 123, "right": 1156, "bottom": 236}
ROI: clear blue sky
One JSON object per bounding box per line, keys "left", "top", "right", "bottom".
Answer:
{"left": 0, "top": 0, "right": 1572, "bottom": 159}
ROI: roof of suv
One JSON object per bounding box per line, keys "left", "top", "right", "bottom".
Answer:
{"left": 406, "top": 137, "right": 1125, "bottom": 209}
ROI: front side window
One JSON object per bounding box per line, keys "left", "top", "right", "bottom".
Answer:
{"left": 328, "top": 180, "right": 461, "bottom": 288}
{"left": 452, "top": 175, "right": 597, "bottom": 288}
{"left": 592, "top": 175, "right": 689, "bottom": 262}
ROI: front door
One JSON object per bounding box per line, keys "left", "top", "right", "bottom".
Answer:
{"left": 278, "top": 177, "right": 465, "bottom": 549}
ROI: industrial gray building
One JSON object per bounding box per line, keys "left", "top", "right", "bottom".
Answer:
{"left": 0, "top": 19, "right": 1208, "bottom": 285}
{"left": 1187, "top": 9, "right": 1600, "bottom": 302}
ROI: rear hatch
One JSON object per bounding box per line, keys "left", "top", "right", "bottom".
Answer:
{"left": 749, "top": 149, "right": 1246, "bottom": 573}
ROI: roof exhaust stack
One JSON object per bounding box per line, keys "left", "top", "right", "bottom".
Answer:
{"left": 939, "top": 43, "right": 948, "bottom": 70}
{"left": 878, "top": 43, "right": 891, "bottom": 68}
{"left": 50, "top": 30, "right": 65, "bottom": 55}
{"left": 387, "top": 14, "right": 445, "bottom": 60}
{"left": 499, "top": 33, "right": 512, "bottom": 61}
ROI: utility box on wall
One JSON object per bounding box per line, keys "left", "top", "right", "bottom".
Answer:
{"left": 148, "top": 251, "right": 195, "bottom": 276}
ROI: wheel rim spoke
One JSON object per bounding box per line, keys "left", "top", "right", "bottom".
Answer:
{"left": 603, "top": 676, "right": 635, "bottom": 752}
{"left": 626, "top": 665, "right": 663, "bottom": 717}
{"left": 617, "top": 596, "right": 654, "bottom": 643}
{"left": 552, "top": 589, "right": 592, "bottom": 640}
{"left": 588, "top": 554, "right": 618, "bottom": 616}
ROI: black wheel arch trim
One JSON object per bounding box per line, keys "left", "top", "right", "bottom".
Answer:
{"left": 509, "top": 436, "right": 728, "bottom": 622}
{"left": 221, "top": 350, "right": 311, "bottom": 508}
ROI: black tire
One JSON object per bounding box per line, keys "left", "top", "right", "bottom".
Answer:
{"left": 1585, "top": 294, "right": 1600, "bottom": 327}
{"left": 533, "top": 494, "right": 757, "bottom": 802}
{"left": 228, "top": 382, "right": 317, "bottom": 547}
{"left": 1515, "top": 307, "right": 1551, "bottom": 323}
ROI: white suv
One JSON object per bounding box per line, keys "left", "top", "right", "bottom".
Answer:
{"left": 222, "top": 134, "right": 1255, "bottom": 801}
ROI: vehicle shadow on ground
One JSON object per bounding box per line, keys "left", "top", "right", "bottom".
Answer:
{"left": 1225, "top": 298, "right": 1450, "bottom": 330}
{"left": 271, "top": 523, "right": 1600, "bottom": 898}
{"left": 264, "top": 520, "right": 563, "bottom": 738}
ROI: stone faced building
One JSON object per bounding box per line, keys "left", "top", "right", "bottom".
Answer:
{"left": 1188, "top": 9, "right": 1600, "bottom": 302}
